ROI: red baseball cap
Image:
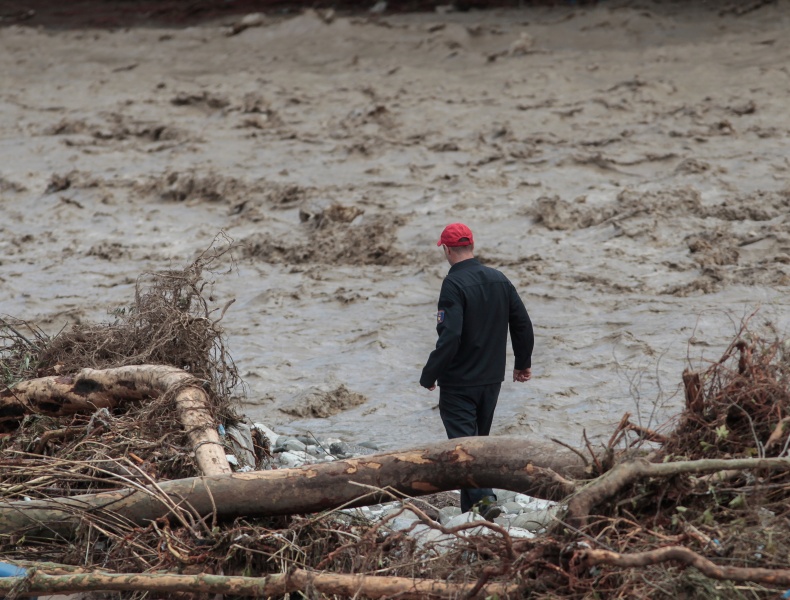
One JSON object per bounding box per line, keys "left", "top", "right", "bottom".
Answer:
{"left": 437, "top": 223, "right": 474, "bottom": 247}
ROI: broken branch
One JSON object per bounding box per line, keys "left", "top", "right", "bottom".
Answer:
{"left": 580, "top": 546, "right": 790, "bottom": 586}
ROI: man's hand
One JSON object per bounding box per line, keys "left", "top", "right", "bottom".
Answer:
{"left": 513, "top": 368, "right": 532, "bottom": 382}
{"left": 421, "top": 382, "right": 436, "bottom": 391}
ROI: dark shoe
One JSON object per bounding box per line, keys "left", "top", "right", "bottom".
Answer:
{"left": 474, "top": 496, "right": 501, "bottom": 521}
{"left": 480, "top": 505, "right": 502, "bottom": 520}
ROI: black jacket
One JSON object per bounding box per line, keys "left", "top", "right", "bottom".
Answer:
{"left": 420, "top": 258, "right": 533, "bottom": 388}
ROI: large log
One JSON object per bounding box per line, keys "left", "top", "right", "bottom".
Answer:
{"left": 0, "top": 436, "right": 585, "bottom": 539}
{"left": 0, "top": 365, "right": 230, "bottom": 476}
{"left": 0, "top": 567, "right": 520, "bottom": 599}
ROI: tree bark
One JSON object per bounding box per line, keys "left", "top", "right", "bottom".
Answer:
{"left": 0, "top": 567, "right": 519, "bottom": 599}
{"left": 1, "top": 365, "right": 230, "bottom": 476}
{"left": 0, "top": 436, "right": 585, "bottom": 538}
{"left": 580, "top": 546, "right": 790, "bottom": 586}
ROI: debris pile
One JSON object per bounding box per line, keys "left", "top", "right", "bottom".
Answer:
{"left": 2, "top": 252, "right": 790, "bottom": 598}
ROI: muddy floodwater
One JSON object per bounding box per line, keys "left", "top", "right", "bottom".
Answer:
{"left": 1, "top": 1, "right": 789, "bottom": 451}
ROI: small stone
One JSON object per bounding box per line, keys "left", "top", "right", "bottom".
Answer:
{"left": 252, "top": 422, "right": 278, "bottom": 446}
{"left": 283, "top": 438, "right": 307, "bottom": 453}
{"left": 332, "top": 513, "right": 354, "bottom": 526}
{"left": 330, "top": 441, "right": 375, "bottom": 456}
{"left": 510, "top": 508, "right": 557, "bottom": 532}
{"left": 411, "top": 523, "right": 440, "bottom": 540}
{"left": 409, "top": 523, "right": 451, "bottom": 553}
{"left": 367, "top": 507, "right": 385, "bottom": 519}
{"left": 506, "top": 526, "right": 536, "bottom": 539}
{"left": 382, "top": 507, "right": 420, "bottom": 522}
{"left": 438, "top": 506, "right": 462, "bottom": 525}
{"left": 501, "top": 501, "right": 525, "bottom": 515}
{"left": 387, "top": 516, "right": 420, "bottom": 532}
{"left": 305, "top": 444, "right": 323, "bottom": 456}
{"left": 492, "top": 489, "right": 518, "bottom": 503}
{"left": 357, "top": 441, "right": 380, "bottom": 451}
{"left": 445, "top": 511, "right": 486, "bottom": 536}
{"left": 277, "top": 451, "right": 303, "bottom": 468}
{"left": 343, "top": 507, "right": 376, "bottom": 521}
{"left": 513, "top": 494, "right": 556, "bottom": 511}
{"left": 420, "top": 535, "right": 456, "bottom": 556}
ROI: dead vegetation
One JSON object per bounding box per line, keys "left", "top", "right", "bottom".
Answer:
{"left": 0, "top": 234, "right": 243, "bottom": 484}
{"left": 2, "top": 248, "right": 790, "bottom": 598}
{"left": 279, "top": 383, "right": 368, "bottom": 418}
{"left": 41, "top": 236, "right": 240, "bottom": 401}
{"left": 242, "top": 213, "right": 407, "bottom": 266}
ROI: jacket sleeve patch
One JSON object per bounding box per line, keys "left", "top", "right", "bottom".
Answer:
{"left": 437, "top": 310, "right": 445, "bottom": 324}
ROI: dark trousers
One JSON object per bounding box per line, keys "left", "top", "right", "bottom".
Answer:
{"left": 439, "top": 383, "right": 501, "bottom": 512}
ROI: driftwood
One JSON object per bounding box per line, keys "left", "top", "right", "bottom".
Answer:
{"left": 0, "top": 365, "right": 230, "bottom": 476}
{"left": 0, "top": 567, "right": 519, "bottom": 599}
{"left": 0, "top": 436, "right": 585, "bottom": 539}
{"left": 563, "top": 456, "right": 790, "bottom": 527}
{"left": 580, "top": 546, "right": 790, "bottom": 587}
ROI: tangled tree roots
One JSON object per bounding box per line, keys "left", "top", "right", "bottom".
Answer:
{"left": 556, "top": 321, "right": 790, "bottom": 599}
{"left": 1, "top": 237, "right": 242, "bottom": 433}
{"left": 0, "top": 236, "right": 245, "bottom": 476}
{"left": 669, "top": 330, "right": 790, "bottom": 460}
{"left": 40, "top": 237, "right": 238, "bottom": 399}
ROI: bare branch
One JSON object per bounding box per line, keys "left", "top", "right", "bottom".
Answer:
{"left": 580, "top": 546, "right": 790, "bottom": 586}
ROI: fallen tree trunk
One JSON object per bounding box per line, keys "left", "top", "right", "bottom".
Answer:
{"left": 0, "top": 365, "right": 230, "bottom": 476}
{"left": 0, "top": 436, "right": 585, "bottom": 539}
{"left": 0, "top": 567, "right": 519, "bottom": 599}
{"left": 580, "top": 546, "right": 790, "bottom": 587}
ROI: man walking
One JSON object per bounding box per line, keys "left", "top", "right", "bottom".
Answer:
{"left": 420, "top": 223, "right": 534, "bottom": 517}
